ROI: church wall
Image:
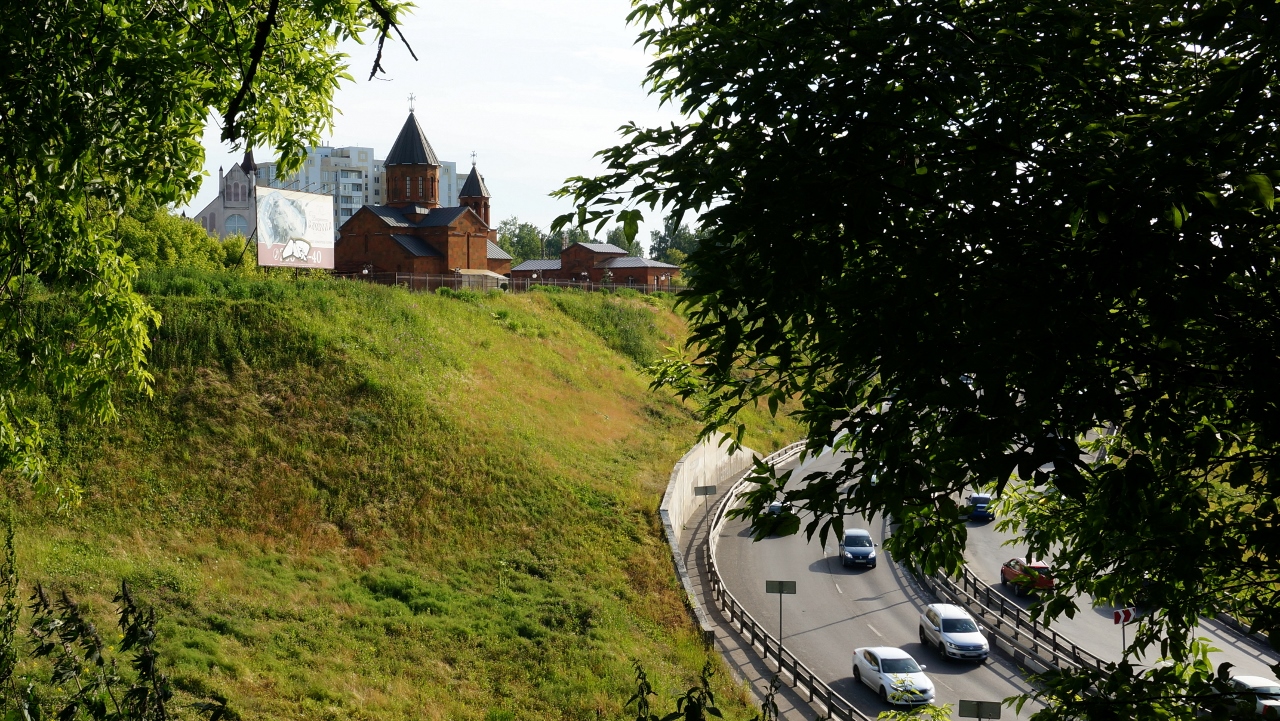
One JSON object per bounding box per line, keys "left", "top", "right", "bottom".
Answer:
{"left": 385, "top": 163, "right": 440, "bottom": 207}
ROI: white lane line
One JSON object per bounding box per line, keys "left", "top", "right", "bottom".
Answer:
{"left": 835, "top": 583, "right": 843, "bottom": 594}
{"left": 867, "top": 623, "right": 883, "bottom": 637}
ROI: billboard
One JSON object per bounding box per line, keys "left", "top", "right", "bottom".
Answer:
{"left": 255, "top": 187, "right": 335, "bottom": 268}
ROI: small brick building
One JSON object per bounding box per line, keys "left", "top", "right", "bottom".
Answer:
{"left": 335, "top": 112, "right": 508, "bottom": 275}
{"left": 511, "top": 242, "right": 680, "bottom": 286}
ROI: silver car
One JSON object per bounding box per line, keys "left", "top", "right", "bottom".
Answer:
{"left": 918, "top": 603, "right": 989, "bottom": 661}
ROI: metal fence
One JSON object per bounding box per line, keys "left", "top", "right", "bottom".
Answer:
{"left": 705, "top": 442, "right": 875, "bottom": 721}
{"left": 919, "top": 566, "right": 1110, "bottom": 675}
{"left": 333, "top": 271, "right": 681, "bottom": 295}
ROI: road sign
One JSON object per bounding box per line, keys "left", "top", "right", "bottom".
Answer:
{"left": 1113, "top": 607, "right": 1137, "bottom": 624}
{"left": 693, "top": 485, "right": 717, "bottom": 496}
{"left": 765, "top": 580, "right": 796, "bottom": 651}
{"left": 958, "top": 700, "right": 1002, "bottom": 719}
{"left": 765, "top": 580, "right": 796, "bottom": 594}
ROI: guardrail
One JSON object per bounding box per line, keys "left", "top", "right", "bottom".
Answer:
{"left": 705, "top": 442, "right": 875, "bottom": 721}
{"left": 920, "top": 567, "right": 1110, "bottom": 676}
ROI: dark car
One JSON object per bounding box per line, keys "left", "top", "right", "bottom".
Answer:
{"left": 1000, "top": 557, "right": 1054, "bottom": 596}
{"left": 965, "top": 493, "right": 995, "bottom": 521}
{"left": 839, "top": 529, "right": 878, "bottom": 568}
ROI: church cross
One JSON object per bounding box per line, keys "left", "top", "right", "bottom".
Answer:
{"left": 408, "top": 93, "right": 417, "bottom": 112}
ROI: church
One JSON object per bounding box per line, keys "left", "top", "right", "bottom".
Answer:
{"left": 334, "top": 112, "right": 511, "bottom": 276}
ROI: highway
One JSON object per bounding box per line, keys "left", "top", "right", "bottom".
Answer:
{"left": 962, "top": 510, "right": 1279, "bottom": 677}
{"left": 717, "top": 449, "right": 1040, "bottom": 718}
{"left": 715, "top": 447, "right": 1279, "bottom": 717}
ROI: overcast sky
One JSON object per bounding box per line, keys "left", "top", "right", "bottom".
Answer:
{"left": 181, "top": 0, "right": 685, "bottom": 251}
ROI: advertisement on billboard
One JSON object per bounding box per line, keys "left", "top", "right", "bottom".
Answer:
{"left": 255, "top": 187, "right": 335, "bottom": 268}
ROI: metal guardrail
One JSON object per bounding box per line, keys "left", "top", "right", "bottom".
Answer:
{"left": 705, "top": 442, "right": 875, "bottom": 721}
{"left": 920, "top": 567, "right": 1110, "bottom": 676}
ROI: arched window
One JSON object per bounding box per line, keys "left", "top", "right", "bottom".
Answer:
{"left": 404, "top": 177, "right": 410, "bottom": 198}
{"left": 199, "top": 216, "right": 207, "bottom": 230}
{"left": 225, "top": 214, "right": 248, "bottom": 236}
{"left": 206, "top": 213, "right": 216, "bottom": 231}
{"left": 417, "top": 177, "right": 423, "bottom": 198}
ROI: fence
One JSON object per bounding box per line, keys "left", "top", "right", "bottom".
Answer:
{"left": 919, "top": 566, "right": 1110, "bottom": 675}
{"left": 333, "top": 271, "right": 681, "bottom": 295}
{"left": 704, "top": 442, "right": 876, "bottom": 721}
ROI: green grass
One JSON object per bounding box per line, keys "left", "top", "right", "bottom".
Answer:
{"left": 3, "top": 271, "right": 799, "bottom": 720}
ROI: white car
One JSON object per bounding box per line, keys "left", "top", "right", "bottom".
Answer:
{"left": 1229, "top": 676, "right": 1280, "bottom": 718}
{"left": 852, "top": 646, "right": 935, "bottom": 706}
{"left": 918, "top": 603, "right": 989, "bottom": 661}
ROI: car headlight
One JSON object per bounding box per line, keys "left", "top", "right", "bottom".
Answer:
{"left": 945, "top": 641, "right": 960, "bottom": 649}
{"left": 867, "top": 550, "right": 876, "bottom": 559}
{"left": 843, "top": 551, "right": 853, "bottom": 558}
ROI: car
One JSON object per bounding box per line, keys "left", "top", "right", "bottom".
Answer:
{"left": 852, "top": 646, "right": 935, "bottom": 706}
{"left": 766, "top": 500, "right": 794, "bottom": 515}
{"left": 1000, "top": 557, "right": 1054, "bottom": 596}
{"left": 1228, "top": 676, "right": 1280, "bottom": 718}
{"left": 839, "top": 528, "right": 878, "bottom": 568}
{"left": 965, "top": 493, "right": 994, "bottom": 521}
{"left": 918, "top": 603, "right": 989, "bottom": 661}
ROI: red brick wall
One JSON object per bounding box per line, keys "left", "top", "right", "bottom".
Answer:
{"left": 385, "top": 164, "right": 441, "bottom": 208}
{"left": 488, "top": 258, "right": 511, "bottom": 275}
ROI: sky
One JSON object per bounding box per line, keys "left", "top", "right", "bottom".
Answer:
{"left": 181, "top": 0, "right": 686, "bottom": 252}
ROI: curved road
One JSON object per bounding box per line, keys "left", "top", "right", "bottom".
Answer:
{"left": 718, "top": 450, "right": 1040, "bottom": 718}
{"left": 716, "top": 448, "right": 1279, "bottom": 717}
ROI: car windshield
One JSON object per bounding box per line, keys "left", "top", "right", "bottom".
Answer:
{"left": 971, "top": 496, "right": 990, "bottom": 506}
{"left": 942, "top": 618, "right": 978, "bottom": 633}
{"left": 880, "top": 658, "right": 921, "bottom": 674}
{"left": 1027, "top": 564, "right": 1051, "bottom": 573}
{"left": 845, "top": 536, "right": 873, "bottom": 547}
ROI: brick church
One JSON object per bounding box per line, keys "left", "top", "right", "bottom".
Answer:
{"left": 335, "top": 112, "right": 511, "bottom": 276}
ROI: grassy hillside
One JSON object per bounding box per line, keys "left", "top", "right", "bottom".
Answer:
{"left": 2, "top": 272, "right": 798, "bottom": 720}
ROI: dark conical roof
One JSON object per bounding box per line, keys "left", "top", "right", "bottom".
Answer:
{"left": 385, "top": 112, "right": 440, "bottom": 166}
{"left": 459, "top": 165, "right": 491, "bottom": 198}
{"left": 240, "top": 149, "right": 257, "bottom": 174}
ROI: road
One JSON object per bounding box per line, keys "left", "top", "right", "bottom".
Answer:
{"left": 962, "top": 510, "right": 1278, "bottom": 677}
{"left": 715, "top": 448, "right": 1279, "bottom": 717}
{"left": 717, "top": 449, "right": 1040, "bottom": 718}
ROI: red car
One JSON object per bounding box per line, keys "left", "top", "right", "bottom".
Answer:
{"left": 1000, "top": 558, "right": 1054, "bottom": 596}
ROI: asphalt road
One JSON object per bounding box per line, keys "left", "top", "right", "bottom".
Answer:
{"left": 962, "top": 510, "right": 1279, "bottom": 677}
{"left": 715, "top": 447, "right": 1280, "bottom": 718}
{"left": 717, "top": 449, "right": 1040, "bottom": 718}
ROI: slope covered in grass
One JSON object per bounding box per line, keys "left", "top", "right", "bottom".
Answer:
{"left": 3, "top": 272, "right": 797, "bottom": 720}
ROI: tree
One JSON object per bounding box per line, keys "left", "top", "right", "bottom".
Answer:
{"left": 496, "top": 216, "right": 547, "bottom": 265}
{"left": 606, "top": 225, "right": 644, "bottom": 257}
{"left": 559, "top": 0, "right": 1280, "bottom": 716}
{"left": 648, "top": 215, "right": 700, "bottom": 265}
{"left": 1, "top": 0, "right": 413, "bottom": 494}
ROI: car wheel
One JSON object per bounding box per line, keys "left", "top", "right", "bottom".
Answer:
{"left": 1000, "top": 574, "right": 1008, "bottom": 587}
{"left": 879, "top": 686, "right": 890, "bottom": 705}
{"left": 853, "top": 665, "right": 861, "bottom": 683}
{"left": 919, "top": 627, "right": 927, "bottom": 644}
{"left": 1015, "top": 583, "right": 1026, "bottom": 597}
{"left": 937, "top": 638, "right": 947, "bottom": 657}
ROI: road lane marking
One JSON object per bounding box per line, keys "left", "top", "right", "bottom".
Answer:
{"left": 867, "top": 623, "right": 883, "bottom": 637}
{"left": 835, "top": 584, "right": 843, "bottom": 594}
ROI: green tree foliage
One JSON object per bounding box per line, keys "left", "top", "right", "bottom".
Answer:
{"left": 606, "top": 226, "right": 645, "bottom": 257}
{"left": 0, "top": 0, "right": 413, "bottom": 490}
{"left": 115, "top": 201, "right": 255, "bottom": 274}
{"left": 496, "top": 216, "right": 548, "bottom": 265}
{"left": 648, "top": 215, "right": 700, "bottom": 265}
{"left": 560, "top": 0, "right": 1280, "bottom": 716}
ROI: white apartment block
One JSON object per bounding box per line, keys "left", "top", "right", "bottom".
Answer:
{"left": 258, "top": 147, "right": 462, "bottom": 231}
